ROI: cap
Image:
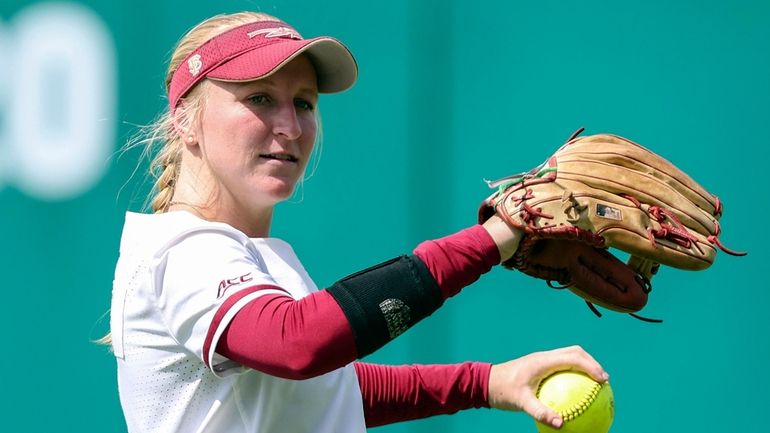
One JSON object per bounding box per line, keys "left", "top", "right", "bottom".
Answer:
{"left": 168, "top": 20, "right": 358, "bottom": 109}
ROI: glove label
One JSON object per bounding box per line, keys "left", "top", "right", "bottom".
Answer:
{"left": 596, "top": 204, "right": 623, "bottom": 221}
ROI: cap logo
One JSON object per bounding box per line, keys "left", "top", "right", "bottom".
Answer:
{"left": 188, "top": 54, "right": 203, "bottom": 76}
{"left": 247, "top": 27, "right": 301, "bottom": 40}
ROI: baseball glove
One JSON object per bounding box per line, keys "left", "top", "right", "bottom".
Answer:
{"left": 479, "top": 129, "right": 745, "bottom": 321}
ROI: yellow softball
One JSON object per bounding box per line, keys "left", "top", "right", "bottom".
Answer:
{"left": 535, "top": 371, "right": 614, "bottom": 433}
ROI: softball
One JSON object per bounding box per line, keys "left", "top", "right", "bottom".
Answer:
{"left": 534, "top": 371, "right": 614, "bottom": 433}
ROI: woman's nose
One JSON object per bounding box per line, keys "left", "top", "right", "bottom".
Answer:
{"left": 272, "top": 103, "right": 302, "bottom": 140}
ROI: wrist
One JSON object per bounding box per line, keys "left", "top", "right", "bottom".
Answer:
{"left": 481, "top": 214, "right": 523, "bottom": 263}
{"left": 486, "top": 363, "right": 507, "bottom": 410}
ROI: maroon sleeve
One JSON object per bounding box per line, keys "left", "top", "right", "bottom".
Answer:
{"left": 216, "top": 289, "right": 358, "bottom": 380}
{"left": 354, "top": 361, "right": 492, "bottom": 427}
{"left": 217, "top": 225, "right": 498, "bottom": 380}
{"left": 413, "top": 224, "right": 500, "bottom": 299}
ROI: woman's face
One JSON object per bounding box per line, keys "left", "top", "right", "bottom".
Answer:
{"left": 192, "top": 55, "right": 318, "bottom": 223}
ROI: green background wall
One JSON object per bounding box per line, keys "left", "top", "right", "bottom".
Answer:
{"left": 1, "top": 1, "right": 767, "bottom": 432}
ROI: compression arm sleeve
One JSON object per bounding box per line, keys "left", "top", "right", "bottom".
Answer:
{"left": 217, "top": 225, "right": 499, "bottom": 379}
{"left": 354, "top": 361, "right": 492, "bottom": 427}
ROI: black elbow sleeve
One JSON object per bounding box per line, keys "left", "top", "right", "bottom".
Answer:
{"left": 326, "top": 255, "right": 443, "bottom": 357}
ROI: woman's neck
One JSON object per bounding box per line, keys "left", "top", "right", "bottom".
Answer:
{"left": 168, "top": 196, "right": 274, "bottom": 238}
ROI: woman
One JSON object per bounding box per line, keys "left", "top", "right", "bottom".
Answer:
{"left": 109, "top": 11, "right": 608, "bottom": 433}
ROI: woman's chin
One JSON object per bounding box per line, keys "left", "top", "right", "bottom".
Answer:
{"left": 257, "top": 178, "right": 299, "bottom": 203}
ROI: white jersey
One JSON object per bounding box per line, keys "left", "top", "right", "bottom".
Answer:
{"left": 110, "top": 211, "right": 366, "bottom": 433}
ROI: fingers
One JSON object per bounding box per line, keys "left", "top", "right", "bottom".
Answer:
{"left": 520, "top": 390, "right": 563, "bottom": 428}
{"left": 488, "top": 361, "right": 564, "bottom": 427}
{"left": 539, "top": 345, "right": 609, "bottom": 384}
{"left": 566, "top": 345, "right": 609, "bottom": 383}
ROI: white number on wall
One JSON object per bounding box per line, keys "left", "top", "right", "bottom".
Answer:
{"left": 1, "top": 2, "right": 115, "bottom": 200}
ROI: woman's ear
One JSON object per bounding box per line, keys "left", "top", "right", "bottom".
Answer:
{"left": 171, "top": 102, "right": 198, "bottom": 146}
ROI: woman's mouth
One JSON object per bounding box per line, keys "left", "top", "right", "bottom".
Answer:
{"left": 260, "top": 153, "right": 298, "bottom": 163}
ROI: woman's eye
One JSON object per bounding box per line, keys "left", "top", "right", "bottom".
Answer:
{"left": 294, "top": 98, "right": 315, "bottom": 111}
{"left": 248, "top": 94, "right": 271, "bottom": 105}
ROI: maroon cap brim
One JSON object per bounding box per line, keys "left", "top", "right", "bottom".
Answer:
{"left": 206, "top": 37, "right": 357, "bottom": 93}
{"left": 168, "top": 21, "right": 358, "bottom": 109}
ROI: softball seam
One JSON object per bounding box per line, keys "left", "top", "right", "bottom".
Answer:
{"left": 537, "top": 380, "right": 603, "bottom": 421}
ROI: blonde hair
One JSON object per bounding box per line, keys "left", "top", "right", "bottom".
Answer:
{"left": 97, "top": 12, "right": 282, "bottom": 347}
